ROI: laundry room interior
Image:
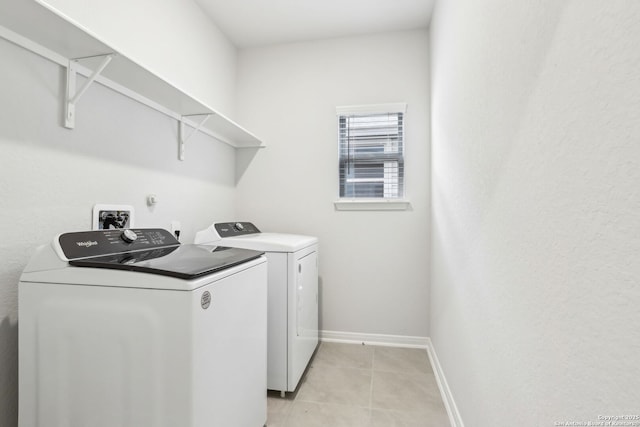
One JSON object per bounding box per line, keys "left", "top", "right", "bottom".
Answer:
{"left": 0, "top": 0, "right": 638, "bottom": 426}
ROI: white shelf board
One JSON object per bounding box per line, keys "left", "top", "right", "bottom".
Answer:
{"left": 0, "top": 0, "right": 263, "bottom": 149}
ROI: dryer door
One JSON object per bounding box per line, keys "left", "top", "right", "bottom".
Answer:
{"left": 288, "top": 249, "right": 319, "bottom": 391}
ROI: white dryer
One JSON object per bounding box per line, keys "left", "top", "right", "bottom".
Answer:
{"left": 19, "top": 228, "right": 268, "bottom": 427}
{"left": 195, "top": 222, "right": 319, "bottom": 396}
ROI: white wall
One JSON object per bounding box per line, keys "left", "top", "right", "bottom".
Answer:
{"left": 235, "top": 30, "right": 430, "bottom": 338}
{"left": 0, "top": 33, "right": 237, "bottom": 426}
{"left": 430, "top": 0, "right": 640, "bottom": 425}
{"left": 38, "top": 0, "right": 238, "bottom": 116}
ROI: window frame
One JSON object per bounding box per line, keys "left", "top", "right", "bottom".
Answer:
{"left": 334, "top": 103, "right": 411, "bottom": 211}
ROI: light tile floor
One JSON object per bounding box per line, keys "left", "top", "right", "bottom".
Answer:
{"left": 267, "top": 342, "right": 451, "bottom": 427}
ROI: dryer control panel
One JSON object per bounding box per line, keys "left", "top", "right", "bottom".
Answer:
{"left": 215, "top": 222, "right": 261, "bottom": 237}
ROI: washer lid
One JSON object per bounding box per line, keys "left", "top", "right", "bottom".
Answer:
{"left": 69, "top": 244, "right": 264, "bottom": 280}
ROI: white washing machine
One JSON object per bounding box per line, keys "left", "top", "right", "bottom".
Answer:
{"left": 195, "top": 222, "right": 318, "bottom": 396}
{"left": 19, "top": 228, "right": 268, "bottom": 427}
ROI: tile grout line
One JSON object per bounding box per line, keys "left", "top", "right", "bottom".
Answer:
{"left": 368, "top": 346, "right": 376, "bottom": 420}
{"left": 291, "top": 397, "right": 372, "bottom": 411}
{"left": 281, "top": 397, "right": 294, "bottom": 427}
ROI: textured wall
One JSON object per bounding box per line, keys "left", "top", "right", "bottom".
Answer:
{"left": 235, "top": 30, "right": 431, "bottom": 338}
{"left": 430, "top": 0, "right": 640, "bottom": 425}
{"left": 0, "top": 35, "right": 237, "bottom": 426}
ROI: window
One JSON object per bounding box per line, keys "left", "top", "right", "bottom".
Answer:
{"left": 337, "top": 104, "right": 406, "bottom": 201}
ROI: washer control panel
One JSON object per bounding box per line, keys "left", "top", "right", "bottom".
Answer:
{"left": 215, "top": 222, "right": 261, "bottom": 238}
{"left": 58, "top": 228, "right": 179, "bottom": 260}
{"left": 120, "top": 229, "right": 138, "bottom": 243}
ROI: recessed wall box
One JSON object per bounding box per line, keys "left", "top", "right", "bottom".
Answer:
{"left": 92, "top": 204, "right": 134, "bottom": 230}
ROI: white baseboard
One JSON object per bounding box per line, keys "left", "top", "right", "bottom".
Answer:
{"left": 319, "top": 330, "right": 429, "bottom": 348}
{"left": 426, "top": 338, "right": 465, "bottom": 427}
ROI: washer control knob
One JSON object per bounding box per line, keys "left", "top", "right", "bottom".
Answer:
{"left": 121, "top": 229, "right": 138, "bottom": 243}
{"left": 234, "top": 222, "right": 244, "bottom": 231}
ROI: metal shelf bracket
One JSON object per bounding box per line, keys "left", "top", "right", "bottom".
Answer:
{"left": 179, "top": 113, "right": 212, "bottom": 161}
{"left": 65, "top": 53, "right": 115, "bottom": 129}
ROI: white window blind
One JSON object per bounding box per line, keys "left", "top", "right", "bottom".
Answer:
{"left": 337, "top": 104, "right": 406, "bottom": 199}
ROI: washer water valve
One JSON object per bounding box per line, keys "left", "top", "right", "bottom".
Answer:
{"left": 171, "top": 220, "right": 181, "bottom": 241}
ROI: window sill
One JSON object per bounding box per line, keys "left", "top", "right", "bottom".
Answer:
{"left": 333, "top": 199, "right": 412, "bottom": 211}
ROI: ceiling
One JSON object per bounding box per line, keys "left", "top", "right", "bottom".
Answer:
{"left": 193, "top": 0, "right": 434, "bottom": 48}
